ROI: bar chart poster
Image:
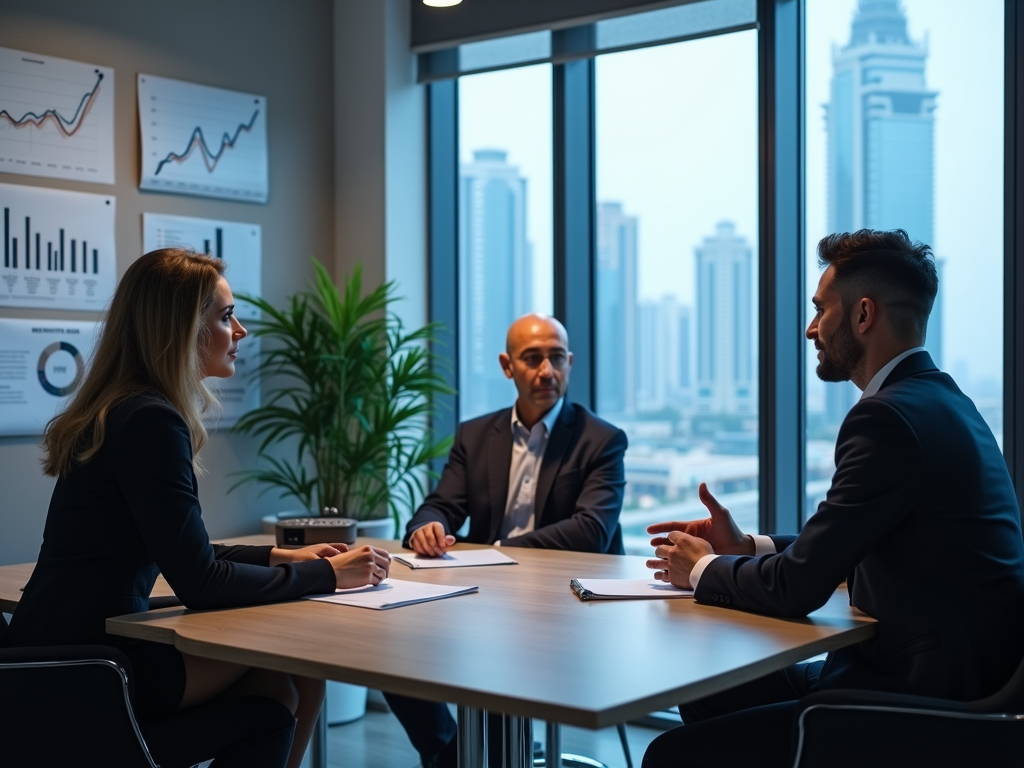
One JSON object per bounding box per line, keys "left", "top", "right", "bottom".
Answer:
{"left": 0, "top": 183, "right": 116, "bottom": 311}
{"left": 138, "top": 74, "right": 268, "bottom": 203}
{"left": 0, "top": 318, "right": 100, "bottom": 436}
{"left": 206, "top": 337, "right": 260, "bottom": 429}
{"left": 142, "top": 213, "right": 261, "bottom": 320}
{"left": 0, "top": 46, "right": 115, "bottom": 184}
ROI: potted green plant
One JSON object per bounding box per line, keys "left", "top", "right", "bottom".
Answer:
{"left": 231, "top": 258, "right": 454, "bottom": 540}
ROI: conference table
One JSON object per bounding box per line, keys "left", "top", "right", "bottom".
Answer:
{"left": 1, "top": 537, "right": 876, "bottom": 768}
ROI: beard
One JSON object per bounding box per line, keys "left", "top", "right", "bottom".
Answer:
{"left": 816, "top": 311, "right": 865, "bottom": 383}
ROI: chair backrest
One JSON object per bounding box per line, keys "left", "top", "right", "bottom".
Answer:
{"left": 0, "top": 646, "right": 159, "bottom": 768}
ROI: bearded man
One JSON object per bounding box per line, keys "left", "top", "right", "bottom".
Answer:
{"left": 641, "top": 229, "right": 1024, "bottom": 768}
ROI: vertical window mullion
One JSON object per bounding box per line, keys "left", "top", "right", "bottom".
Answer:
{"left": 1005, "top": 0, "right": 1024, "bottom": 515}
{"left": 427, "top": 80, "right": 459, "bottom": 475}
{"left": 759, "top": 0, "right": 804, "bottom": 535}
{"left": 554, "top": 59, "right": 597, "bottom": 411}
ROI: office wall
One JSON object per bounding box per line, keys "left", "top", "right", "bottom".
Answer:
{"left": 334, "top": 0, "right": 427, "bottom": 329}
{"left": 0, "top": 0, "right": 338, "bottom": 564}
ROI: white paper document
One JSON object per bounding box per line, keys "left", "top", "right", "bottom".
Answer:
{"left": 570, "top": 578, "right": 694, "bottom": 601}
{"left": 393, "top": 549, "right": 518, "bottom": 569}
{"left": 305, "top": 578, "right": 478, "bottom": 610}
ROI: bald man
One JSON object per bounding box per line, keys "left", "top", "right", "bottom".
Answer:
{"left": 387, "top": 314, "right": 628, "bottom": 768}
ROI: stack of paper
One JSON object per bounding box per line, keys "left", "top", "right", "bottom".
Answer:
{"left": 306, "top": 579, "right": 478, "bottom": 610}
{"left": 570, "top": 578, "right": 694, "bottom": 601}
{"left": 393, "top": 549, "right": 518, "bottom": 569}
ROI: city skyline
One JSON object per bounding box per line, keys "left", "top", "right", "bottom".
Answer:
{"left": 806, "top": 0, "right": 1002, "bottom": 404}
{"left": 453, "top": 0, "right": 1001, "bottom": 543}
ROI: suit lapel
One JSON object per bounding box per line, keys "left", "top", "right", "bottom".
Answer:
{"left": 878, "top": 350, "right": 937, "bottom": 392}
{"left": 487, "top": 410, "right": 513, "bottom": 543}
{"left": 533, "top": 402, "right": 576, "bottom": 528}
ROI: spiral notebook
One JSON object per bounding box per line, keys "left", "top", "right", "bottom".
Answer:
{"left": 570, "top": 578, "right": 694, "bottom": 601}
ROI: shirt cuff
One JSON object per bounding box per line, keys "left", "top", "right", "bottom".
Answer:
{"left": 751, "top": 535, "right": 777, "bottom": 556}
{"left": 689, "top": 554, "right": 718, "bottom": 591}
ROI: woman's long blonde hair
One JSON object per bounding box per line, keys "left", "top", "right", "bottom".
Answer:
{"left": 42, "top": 248, "right": 225, "bottom": 477}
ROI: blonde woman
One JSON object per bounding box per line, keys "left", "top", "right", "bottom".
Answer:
{"left": 6, "top": 249, "right": 390, "bottom": 768}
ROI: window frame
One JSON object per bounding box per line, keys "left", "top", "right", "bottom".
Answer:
{"left": 427, "top": 0, "right": 1024, "bottom": 532}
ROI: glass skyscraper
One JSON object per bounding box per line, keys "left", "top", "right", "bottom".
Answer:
{"left": 826, "top": 0, "right": 941, "bottom": 359}
{"left": 458, "top": 149, "right": 531, "bottom": 419}
{"left": 596, "top": 201, "right": 638, "bottom": 418}
{"left": 823, "top": 0, "right": 942, "bottom": 423}
{"left": 695, "top": 221, "right": 754, "bottom": 415}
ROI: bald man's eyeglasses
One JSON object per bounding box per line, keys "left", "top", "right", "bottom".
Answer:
{"left": 518, "top": 351, "right": 569, "bottom": 370}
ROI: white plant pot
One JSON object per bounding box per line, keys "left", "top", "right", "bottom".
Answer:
{"left": 326, "top": 680, "right": 368, "bottom": 725}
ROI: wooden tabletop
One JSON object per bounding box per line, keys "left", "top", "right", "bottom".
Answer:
{"left": 92, "top": 536, "right": 877, "bottom": 729}
{"left": 0, "top": 561, "right": 177, "bottom": 614}
{"left": 0, "top": 562, "right": 36, "bottom": 613}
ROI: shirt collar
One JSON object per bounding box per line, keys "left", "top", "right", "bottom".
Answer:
{"left": 860, "top": 347, "right": 927, "bottom": 399}
{"left": 511, "top": 397, "right": 564, "bottom": 435}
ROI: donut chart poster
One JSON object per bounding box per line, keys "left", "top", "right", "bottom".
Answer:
{"left": 0, "top": 318, "right": 99, "bottom": 436}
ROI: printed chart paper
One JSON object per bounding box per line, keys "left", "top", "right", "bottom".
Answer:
{"left": 138, "top": 74, "right": 268, "bottom": 203}
{"left": 0, "top": 183, "right": 116, "bottom": 311}
{"left": 142, "top": 212, "right": 261, "bottom": 320}
{"left": 0, "top": 318, "right": 100, "bottom": 436}
{"left": 0, "top": 46, "right": 115, "bottom": 184}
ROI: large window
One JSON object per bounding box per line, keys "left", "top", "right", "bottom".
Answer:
{"left": 457, "top": 65, "right": 553, "bottom": 421}
{"left": 428, "top": 0, "right": 1023, "bottom": 538}
{"left": 595, "top": 32, "right": 760, "bottom": 550}
{"left": 803, "top": 0, "right": 1005, "bottom": 520}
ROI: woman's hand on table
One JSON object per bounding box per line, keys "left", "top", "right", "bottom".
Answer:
{"left": 269, "top": 543, "right": 349, "bottom": 566}
{"left": 327, "top": 545, "right": 391, "bottom": 589}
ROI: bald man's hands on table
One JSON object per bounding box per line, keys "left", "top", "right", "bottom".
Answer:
{"left": 409, "top": 522, "right": 456, "bottom": 557}
{"left": 646, "top": 482, "right": 755, "bottom": 589}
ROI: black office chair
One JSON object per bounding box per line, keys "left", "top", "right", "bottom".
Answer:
{"left": 791, "top": 652, "right": 1024, "bottom": 768}
{"left": 0, "top": 613, "right": 161, "bottom": 767}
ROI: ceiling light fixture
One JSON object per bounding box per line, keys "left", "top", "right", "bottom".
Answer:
{"left": 423, "top": 0, "right": 462, "bottom": 6}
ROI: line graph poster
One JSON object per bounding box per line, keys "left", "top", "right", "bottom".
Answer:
{"left": 0, "top": 318, "right": 101, "bottom": 436}
{"left": 142, "top": 213, "right": 262, "bottom": 320}
{"left": 0, "top": 183, "right": 116, "bottom": 311}
{"left": 0, "top": 47, "right": 115, "bottom": 184}
{"left": 138, "top": 74, "right": 268, "bottom": 203}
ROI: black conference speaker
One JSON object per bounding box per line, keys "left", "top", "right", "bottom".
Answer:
{"left": 275, "top": 517, "right": 358, "bottom": 547}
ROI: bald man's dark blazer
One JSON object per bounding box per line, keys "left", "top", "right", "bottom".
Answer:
{"left": 403, "top": 401, "right": 627, "bottom": 554}
{"left": 696, "top": 351, "right": 1024, "bottom": 701}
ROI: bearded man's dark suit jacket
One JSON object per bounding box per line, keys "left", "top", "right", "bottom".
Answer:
{"left": 697, "top": 351, "right": 1024, "bottom": 702}
{"left": 402, "top": 400, "right": 628, "bottom": 553}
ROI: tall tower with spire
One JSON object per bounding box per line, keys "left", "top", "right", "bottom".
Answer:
{"left": 825, "top": 0, "right": 941, "bottom": 420}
